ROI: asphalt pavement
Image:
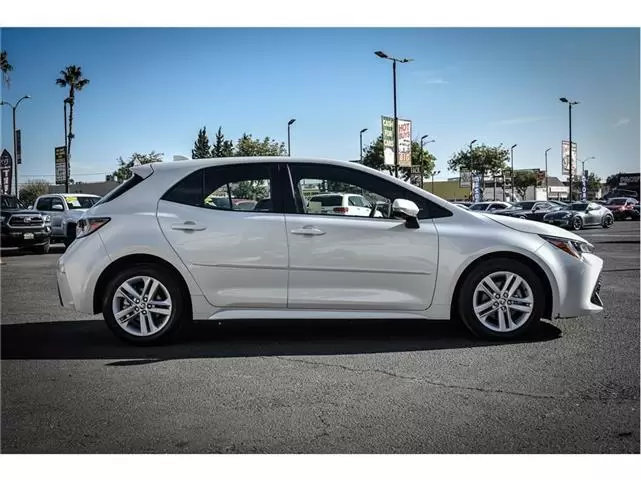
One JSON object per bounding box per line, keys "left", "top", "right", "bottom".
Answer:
{"left": 1, "top": 222, "right": 639, "bottom": 453}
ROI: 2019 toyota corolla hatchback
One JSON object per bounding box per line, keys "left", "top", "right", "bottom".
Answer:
{"left": 57, "top": 157, "right": 604, "bottom": 345}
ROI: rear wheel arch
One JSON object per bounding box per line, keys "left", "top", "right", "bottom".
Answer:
{"left": 450, "top": 251, "right": 554, "bottom": 322}
{"left": 93, "top": 253, "right": 192, "bottom": 316}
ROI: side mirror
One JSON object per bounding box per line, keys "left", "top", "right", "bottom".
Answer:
{"left": 392, "top": 199, "right": 420, "bottom": 229}
{"left": 52, "top": 204, "right": 64, "bottom": 211}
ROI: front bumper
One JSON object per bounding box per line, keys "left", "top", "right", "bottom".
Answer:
{"left": 544, "top": 217, "right": 570, "bottom": 228}
{"left": 1, "top": 228, "right": 51, "bottom": 248}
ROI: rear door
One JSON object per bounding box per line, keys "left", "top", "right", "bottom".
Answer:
{"left": 156, "top": 162, "right": 290, "bottom": 308}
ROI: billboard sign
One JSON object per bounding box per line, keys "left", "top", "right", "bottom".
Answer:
{"left": 55, "top": 146, "right": 67, "bottom": 185}
{"left": 561, "top": 140, "right": 577, "bottom": 176}
{"left": 16, "top": 129, "right": 22, "bottom": 164}
{"left": 472, "top": 175, "right": 482, "bottom": 202}
{"left": 1, "top": 149, "right": 13, "bottom": 195}
{"left": 381, "top": 116, "right": 412, "bottom": 167}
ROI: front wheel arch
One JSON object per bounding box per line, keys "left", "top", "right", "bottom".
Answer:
{"left": 93, "top": 253, "right": 192, "bottom": 317}
{"left": 450, "top": 252, "right": 554, "bottom": 322}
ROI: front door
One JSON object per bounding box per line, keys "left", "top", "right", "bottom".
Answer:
{"left": 156, "top": 163, "right": 289, "bottom": 309}
{"left": 284, "top": 163, "right": 439, "bottom": 311}
{"left": 35, "top": 196, "right": 66, "bottom": 237}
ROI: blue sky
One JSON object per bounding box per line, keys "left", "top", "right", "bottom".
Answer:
{"left": 1, "top": 27, "right": 639, "bottom": 186}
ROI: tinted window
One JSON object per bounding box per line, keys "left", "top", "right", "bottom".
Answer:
{"left": 35, "top": 197, "right": 52, "bottom": 211}
{"left": 1, "top": 195, "right": 24, "bottom": 209}
{"left": 490, "top": 203, "right": 508, "bottom": 210}
{"left": 568, "top": 203, "right": 588, "bottom": 211}
{"left": 288, "top": 163, "right": 452, "bottom": 220}
{"left": 162, "top": 163, "right": 277, "bottom": 213}
{"left": 469, "top": 204, "right": 488, "bottom": 211}
{"left": 515, "top": 201, "right": 536, "bottom": 210}
{"left": 309, "top": 195, "right": 343, "bottom": 207}
{"left": 51, "top": 197, "right": 65, "bottom": 209}
{"left": 94, "top": 174, "right": 145, "bottom": 206}
{"left": 607, "top": 198, "right": 626, "bottom": 205}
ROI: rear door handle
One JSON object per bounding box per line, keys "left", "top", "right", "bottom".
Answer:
{"left": 291, "top": 225, "right": 325, "bottom": 236}
{"left": 171, "top": 221, "right": 207, "bottom": 232}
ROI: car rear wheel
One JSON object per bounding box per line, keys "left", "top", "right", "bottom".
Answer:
{"left": 602, "top": 215, "right": 614, "bottom": 228}
{"left": 571, "top": 216, "right": 583, "bottom": 230}
{"left": 102, "top": 264, "right": 190, "bottom": 345}
{"left": 63, "top": 223, "right": 76, "bottom": 248}
{"left": 456, "top": 259, "right": 544, "bottom": 340}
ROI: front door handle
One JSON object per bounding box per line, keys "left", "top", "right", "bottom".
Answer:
{"left": 171, "top": 221, "right": 207, "bottom": 232}
{"left": 291, "top": 225, "right": 325, "bottom": 236}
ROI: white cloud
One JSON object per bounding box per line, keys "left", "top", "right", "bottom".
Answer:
{"left": 613, "top": 118, "right": 630, "bottom": 127}
{"left": 489, "top": 116, "right": 550, "bottom": 126}
{"left": 425, "top": 78, "right": 448, "bottom": 85}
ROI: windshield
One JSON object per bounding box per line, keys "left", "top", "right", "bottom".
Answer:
{"left": 1, "top": 195, "right": 25, "bottom": 210}
{"left": 514, "top": 201, "right": 536, "bottom": 210}
{"left": 567, "top": 203, "right": 588, "bottom": 211}
{"left": 65, "top": 196, "right": 100, "bottom": 210}
{"left": 607, "top": 198, "right": 627, "bottom": 205}
{"left": 469, "top": 204, "right": 488, "bottom": 211}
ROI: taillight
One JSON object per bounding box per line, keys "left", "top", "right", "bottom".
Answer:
{"left": 76, "top": 217, "right": 111, "bottom": 239}
{"left": 333, "top": 207, "right": 348, "bottom": 214}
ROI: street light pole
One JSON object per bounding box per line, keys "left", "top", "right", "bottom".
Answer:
{"left": 510, "top": 144, "right": 517, "bottom": 201}
{"left": 359, "top": 128, "right": 368, "bottom": 163}
{"left": 375, "top": 51, "right": 412, "bottom": 178}
{"left": 287, "top": 118, "right": 296, "bottom": 156}
{"left": 560, "top": 97, "right": 579, "bottom": 201}
{"left": 420, "top": 134, "right": 428, "bottom": 190}
{"left": 0, "top": 95, "right": 31, "bottom": 198}
{"left": 545, "top": 147, "right": 551, "bottom": 200}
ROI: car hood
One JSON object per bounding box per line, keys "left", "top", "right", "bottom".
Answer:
{"left": 482, "top": 212, "right": 586, "bottom": 242}
{"left": 2, "top": 209, "right": 45, "bottom": 216}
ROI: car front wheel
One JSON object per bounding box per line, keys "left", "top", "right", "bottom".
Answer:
{"left": 102, "top": 264, "right": 190, "bottom": 345}
{"left": 571, "top": 216, "right": 583, "bottom": 230}
{"left": 456, "top": 258, "right": 544, "bottom": 340}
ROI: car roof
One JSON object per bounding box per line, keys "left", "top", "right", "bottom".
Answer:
{"left": 40, "top": 193, "right": 100, "bottom": 198}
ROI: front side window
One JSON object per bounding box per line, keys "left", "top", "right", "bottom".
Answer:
{"left": 162, "top": 163, "right": 277, "bottom": 213}
{"left": 287, "top": 163, "right": 451, "bottom": 220}
{"left": 51, "top": 197, "right": 65, "bottom": 210}
{"left": 1, "top": 195, "right": 24, "bottom": 209}
{"left": 35, "top": 197, "right": 51, "bottom": 211}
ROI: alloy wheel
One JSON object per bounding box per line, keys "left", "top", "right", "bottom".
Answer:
{"left": 472, "top": 271, "right": 534, "bottom": 333}
{"left": 111, "top": 276, "right": 173, "bottom": 337}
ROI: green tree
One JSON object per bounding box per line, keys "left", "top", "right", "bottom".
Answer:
{"left": 211, "top": 126, "right": 234, "bottom": 157}
{"left": 448, "top": 143, "right": 509, "bottom": 180}
{"left": 234, "top": 133, "right": 286, "bottom": 157}
{"left": 571, "top": 172, "right": 602, "bottom": 200}
{"left": 112, "top": 151, "right": 164, "bottom": 182}
{"left": 361, "top": 135, "right": 437, "bottom": 184}
{"left": 18, "top": 179, "right": 50, "bottom": 207}
{"left": 605, "top": 173, "right": 620, "bottom": 190}
{"left": 512, "top": 170, "right": 539, "bottom": 200}
{"left": 1, "top": 50, "right": 13, "bottom": 88}
{"left": 192, "top": 127, "right": 211, "bottom": 159}
{"left": 56, "top": 65, "right": 90, "bottom": 187}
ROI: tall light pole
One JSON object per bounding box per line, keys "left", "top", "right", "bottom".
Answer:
{"left": 544, "top": 147, "right": 551, "bottom": 200}
{"left": 287, "top": 118, "right": 296, "bottom": 156}
{"left": 431, "top": 170, "right": 441, "bottom": 193}
{"left": 560, "top": 97, "right": 579, "bottom": 201}
{"left": 375, "top": 50, "right": 413, "bottom": 178}
{"left": 420, "top": 134, "right": 435, "bottom": 190}
{"left": 0, "top": 94, "right": 31, "bottom": 198}
{"left": 581, "top": 156, "right": 595, "bottom": 200}
{"left": 510, "top": 144, "right": 518, "bottom": 201}
{"left": 359, "top": 128, "right": 368, "bottom": 163}
{"left": 581, "top": 156, "right": 595, "bottom": 174}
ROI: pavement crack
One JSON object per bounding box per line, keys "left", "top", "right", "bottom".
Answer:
{"left": 270, "top": 355, "right": 560, "bottom": 400}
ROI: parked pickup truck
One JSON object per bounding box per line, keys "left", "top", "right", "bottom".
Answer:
{"left": 32, "top": 193, "right": 101, "bottom": 247}
{"left": 1, "top": 194, "right": 52, "bottom": 254}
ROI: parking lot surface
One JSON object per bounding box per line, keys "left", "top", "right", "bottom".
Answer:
{"left": 1, "top": 222, "right": 639, "bottom": 453}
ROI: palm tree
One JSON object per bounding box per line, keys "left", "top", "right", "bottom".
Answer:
{"left": 1, "top": 50, "right": 13, "bottom": 88}
{"left": 56, "top": 65, "right": 90, "bottom": 191}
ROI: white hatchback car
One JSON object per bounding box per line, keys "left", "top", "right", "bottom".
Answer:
{"left": 57, "top": 157, "right": 604, "bottom": 345}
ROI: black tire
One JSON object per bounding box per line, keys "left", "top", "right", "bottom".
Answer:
{"left": 31, "top": 240, "right": 51, "bottom": 254}
{"left": 63, "top": 223, "right": 76, "bottom": 248}
{"left": 602, "top": 215, "right": 614, "bottom": 229}
{"left": 456, "top": 258, "right": 545, "bottom": 340}
{"left": 571, "top": 216, "right": 583, "bottom": 231}
{"left": 102, "top": 263, "right": 191, "bottom": 346}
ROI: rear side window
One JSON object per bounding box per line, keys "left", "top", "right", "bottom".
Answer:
{"left": 94, "top": 174, "right": 146, "bottom": 206}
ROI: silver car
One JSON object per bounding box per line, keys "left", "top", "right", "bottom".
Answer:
{"left": 543, "top": 201, "right": 614, "bottom": 230}
{"left": 56, "top": 157, "right": 604, "bottom": 345}
{"left": 33, "top": 193, "right": 101, "bottom": 246}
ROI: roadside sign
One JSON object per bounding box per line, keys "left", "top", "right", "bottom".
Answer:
{"left": 55, "top": 146, "right": 67, "bottom": 185}
{"left": 381, "top": 116, "right": 412, "bottom": 167}
{"left": 381, "top": 116, "right": 395, "bottom": 166}
{"left": 1, "top": 149, "right": 13, "bottom": 194}
{"left": 16, "top": 129, "right": 22, "bottom": 164}
{"left": 459, "top": 170, "right": 471, "bottom": 188}
{"left": 581, "top": 170, "right": 588, "bottom": 201}
{"left": 561, "top": 140, "right": 577, "bottom": 176}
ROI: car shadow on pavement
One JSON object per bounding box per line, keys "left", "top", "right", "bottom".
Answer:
{"left": 1, "top": 318, "right": 562, "bottom": 365}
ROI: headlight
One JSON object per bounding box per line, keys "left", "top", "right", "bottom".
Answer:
{"left": 76, "top": 217, "right": 111, "bottom": 239}
{"left": 43, "top": 215, "right": 51, "bottom": 224}
{"left": 0, "top": 215, "right": 6, "bottom": 224}
{"left": 540, "top": 234, "right": 594, "bottom": 259}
